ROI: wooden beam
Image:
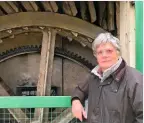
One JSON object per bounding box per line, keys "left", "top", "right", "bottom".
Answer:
{"left": 49, "top": 1, "right": 58, "bottom": 12}
{"left": 98, "top": 2, "right": 106, "bottom": 27}
{"left": 116, "top": 2, "right": 120, "bottom": 39}
{"left": 0, "top": 9, "right": 4, "bottom": 16}
{"left": 0, "top": 1, "right": 15, "bottom": 14}
{"left": 41, "top": 1, "right": 53, "bottom": 12}
{"left": 80, "top": 1, "right": 89, "bottom": 21}
{"left": 68, "top": 1, "right": 77, "bottom": 16}
{"left": 34, "top": 29, "right": 56, "bottom": 123}
{"left": 6, "top": 1, "right": 19, "bottom": 12}
{"left": 107, "top": 2, "right": 115, "bottom": 31}
{"left": 62, "top": 1, "right": 72, "bottom": 15}
{"left": 21, "top": 1, "right": 35, "bottom": 11}
{"left": 88, "top": 1, "right": 96, "bottom": 23}
{"left": 0, "top": 78, "right": 29, "bottom": 123}
{"left": 29, "top": 1, "right": 38, "bottom": 11}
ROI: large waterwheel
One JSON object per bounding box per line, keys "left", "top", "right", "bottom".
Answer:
{"left": 0, "top": 1, "right": 118, "bottom": 123}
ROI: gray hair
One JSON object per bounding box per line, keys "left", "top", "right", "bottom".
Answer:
{"left": 92, "top": 33, "right": 121, "bottom": 52}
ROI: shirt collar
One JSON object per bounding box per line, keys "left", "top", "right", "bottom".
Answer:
{"left": 91, "top": 57, "right": 123, "bottom": 81}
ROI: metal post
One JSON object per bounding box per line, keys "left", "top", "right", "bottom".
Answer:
{"left": 135, "top": 1, "right": 143, "bottom": 73}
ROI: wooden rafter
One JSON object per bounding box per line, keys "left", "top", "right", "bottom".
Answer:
{"left": 0, "top": 1, "right": 15, "bottom": 14}
{"left": 107, "top": 2, "right": 115, "bottom": 31}
{"left": 41, "top": 1, "right": 53, "bottom": 12}
{"left": 62, "top": 1, "right": 72, "bottom": 15}
{"left": 98, "top": 1, "right": 107, "bottom": 29}
{"left": 80, "top": 1, "right": 89, "bottom": 21}
{"left": 21, "top": 1, "right": 35, "bottom": 11}
{"left": 68, "top": 1, "right": 77, "bottom": 16}
{"left": 0, "top": 9, "right": 4, "bottom": 16}
{"left": 34, "top": 28, "right": 56, "bottom": 123}
{"left": 116, "top": 2, "right": 120, "bottom": 38}
{"left": 6, "top": 1, "right": 19, "bottom": 12}
{"left": 88, "top": 1, "right": 96, "bottom": 23}
{"left": 29, "top": 1, "right": 38, "bottom": 11}
{"left": 49, "top": 1, "right": 58, "bottom": 12}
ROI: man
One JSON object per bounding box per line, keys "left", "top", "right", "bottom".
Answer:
{"left": 71, "top": 33, "right": 143, "bottom": 123}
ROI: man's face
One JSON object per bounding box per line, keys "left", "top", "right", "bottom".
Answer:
{"left": 94, "top": 42, "right": 119, "bottom": 71}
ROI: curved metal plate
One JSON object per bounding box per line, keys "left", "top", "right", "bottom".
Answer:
{"left": 0, "top": 12, "right": 106, "bottom": 39}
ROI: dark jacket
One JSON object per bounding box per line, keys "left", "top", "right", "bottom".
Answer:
{"left": 72, "top": 60, "right": 143, "bottom": 123}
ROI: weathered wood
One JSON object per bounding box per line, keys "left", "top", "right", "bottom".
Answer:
{"left": 88, "top": 1, "right": 96, "bottom": 23}
{"left": 57, "top": 30, "right": 91, "bottom": 48}
{"left": 98, "top": 1, "right": 106, "bottom": 27}
{"left": 0, "top": 78, "right": 29, "bottom": 123}
{"left": 116, "top": 2, "right": 120, "bottom": 38}
{"left": 34, "top": 29, "right": 56, "bottom": 123}
{"left": 0, "top": 1, "right": 15, "bottom": 14}
{"left": 6, "top": 1, "right": 19, "bottom": 12}
{"left": 107, "top": 2, "right": 115, "bottom": 31}
{"left": 62, "top": 1, "right": 72, "bottom": 15}
{"left": 0, "top": 9, "right": 4, "bottom": 16}
{"left": 0, "top": 12, "right": 106, "bottom": 39}
{"left": 49, "top": 1, "right": 58, "bottom": 12}
{"left": 80, "top": 1, "right": 88, "bottom": 21}
{"left": 21, "top": 1, "right": 34, "bottom": 11}
{"left": 29, "top": 1, "right": 38, "bottom": 11}
{"left": 41, "top": 1, "right": 53, "bottom": 12}
{"left": 68, "top": 1, "right": 77, "bottom": 16}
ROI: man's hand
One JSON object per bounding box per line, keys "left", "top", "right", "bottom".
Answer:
{"left": 72, "top": 99, "right": 87, "bottom": 122}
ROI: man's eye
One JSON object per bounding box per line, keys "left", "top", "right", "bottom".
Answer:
{"left": 107, "top": 50, "right": 113, "bottom": 53}
{"left": 97, "top": 51, "right": 102, "bottom": 55}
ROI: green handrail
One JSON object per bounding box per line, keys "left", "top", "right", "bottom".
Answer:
{"left": 135, "top": 1, "right": 143, "bottom": 73}
{"left": 0, "top": 96, "right": 71, "bottom": 108}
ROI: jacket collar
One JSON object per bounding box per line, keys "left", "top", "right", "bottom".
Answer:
{"left": 111, "top": 59, "right": 126, "bottom": 82}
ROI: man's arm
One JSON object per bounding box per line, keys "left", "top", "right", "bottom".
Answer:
{"left": 71, "top": 74, "right": 91, "bottom": 121}
{"left": 71, "top": 74, "right": 90, "bottom": 103}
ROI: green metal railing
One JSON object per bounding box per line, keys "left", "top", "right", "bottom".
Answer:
{"left": 135, "top": 1, "right": 143, "bottom": 73}
{"left": 0, "top": 96, "right": 86, "bottom": 123}
{"left": 0, "top": 96, "right": 71, "bottom": 108}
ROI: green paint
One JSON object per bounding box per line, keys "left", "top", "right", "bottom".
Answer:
{"left": 0, "top": 96, "right": 71, "bottom": 108}
{"left": 135, "top": 1, "right": 143, "bottom": 73}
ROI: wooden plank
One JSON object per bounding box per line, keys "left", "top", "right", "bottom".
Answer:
{"left": 68, "top": 1, "right": 77, "bottom": 16}
{"left": 6, "top": 1, "right": 19, "bottom": 12}
{"left": 49, "top": 1, "right": 58, "bottom": 12}
{"left": 0, "top": 1, "right": 15, "bottom": 14}
{"left": 0, "top": 78, "right": 29, "bottom": 123}
{"left": 29, "top": 1, "right": 38, "bottom": 11}
{"left": 107, "top": 2, "right": 115, "bottom": 31}
{"left": 0, "top": 9, "right": 4, "bottom": 16}
{"left": 80, "top": 1, "right": 88, "bottom": 21}
{"left": 34, "top": 29, "right": 56, "bottom": 123}
{"left": 41, "top": 1, "right": 53, "bottom": 12}
{"left": 116, "top": 2, "right": 120, "bottom": 38}
{"left": 98, "top": 1, "right": 106, "bottom": 27}
{"left": 21, "top": 1, "right": 34, "bottom": 11}
{"left": 88, "top": 1, "right": 96, "bottom": 23}
{"left": 62, "top": 1, "right": 72, "bottom": 15}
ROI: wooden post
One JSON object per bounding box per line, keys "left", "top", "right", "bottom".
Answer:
{"left": 120, "top": 1, "right": 135, "bottom": 67}
{"left": 34, "top": 28, "right": 56, "bottom": 123}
